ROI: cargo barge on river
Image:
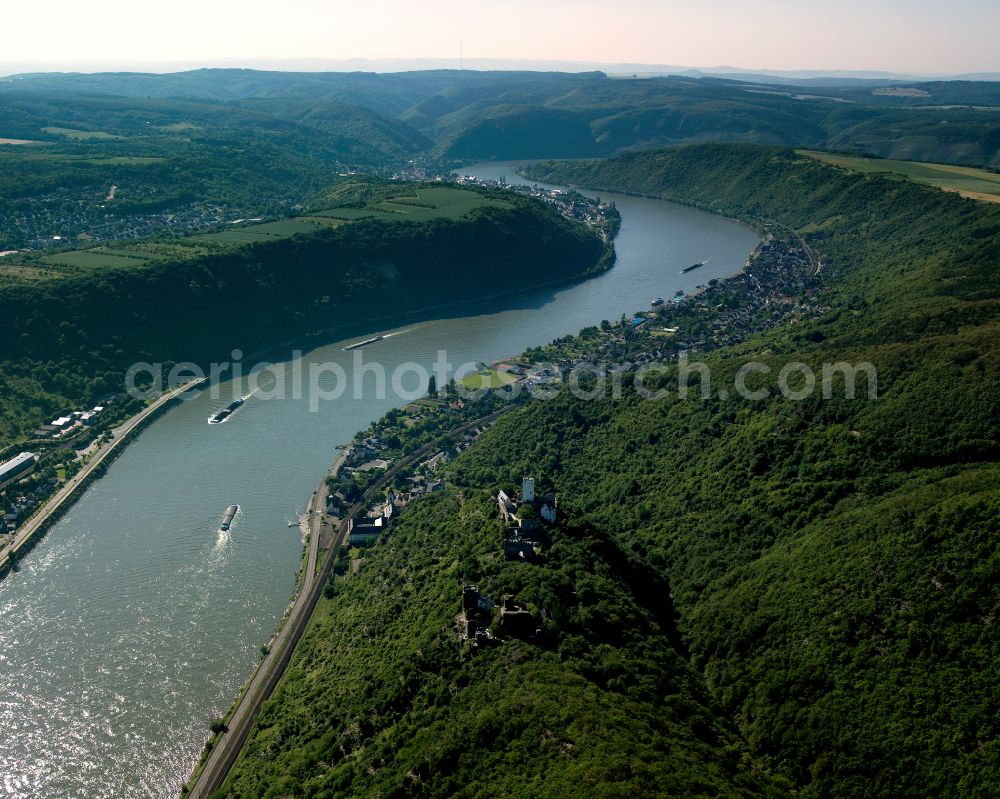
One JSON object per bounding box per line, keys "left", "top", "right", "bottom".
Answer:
{"left": 208, "top": 394, "right": 250, "bottom": 425}
{"left": 220, "top": 504, "right": 239, "bottom": 531}
{"left": 342, "top": 335, "right": 384, "bottom": 351}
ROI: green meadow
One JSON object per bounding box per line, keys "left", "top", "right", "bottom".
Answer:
{"left": 317, "top": 186, "right": 508, "bottom": 222}
{"left": 8, "top": 185, "right": 506, "bottom": 275}
{"left": 42, "top": 126, "right": 126, "bottom": 141}
{"left": 40, "top": 249, "right": 155, "bottom": 269}
{"left": 194, "top": 218, "right": 339, "bottom": 244}
{"left": 798, "top": 149, "right": 1000, "bottom": 202}
{"left": 0, "top": 149, "right": 162, "bottom": 166}
{"left": 459, "top": 367, "right": 518, "bottom": 390}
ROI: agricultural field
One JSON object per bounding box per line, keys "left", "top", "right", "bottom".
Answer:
{"left": 0, "top": 261, "right": 58, "bottom": 284}
{"left": 798, "top": 149, "right": 1000, "bottom": 202}
{"left": 41, "top": 126, "right": 125, "bottom": 140}
{"left": 125, "top": 241, "right": 216, "bottom": 260}
{"left": 308, "top": 207, "right": 401, "bottom": 221}
{"left": 5, "top": 185, "right": 504, "bottom": 276}
{"left": 155, "top": 122, "right": 198, "bottom": 133}
{"left": 34, "top": 240, "right": 225, "bottom": 270}
{"left": 0, "top": 148, "right": 162, "bottom": 166}
{"left": 80, "top": 155, "right": 164, "bottom": 166}
{"left": 24, "top": 217, "right": 346, "bottom": 271}
{"left": 315, "top": 186, "right": 508, "bottom": 222}
{"left": 40, "top": 249, "right": 155, "bottom": 269}
{"left": 194, "top": 218, "right": 342, "bottom": 244}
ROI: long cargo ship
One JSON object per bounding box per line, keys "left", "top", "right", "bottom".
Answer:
{"left": 208, "top": 393, "right": 250, "bottom": 425}
{"left": 220, "top": 504, "right": 239, "bottom": 531}
{"left": 680, "top": 261, "right": 705, "bottom": 274}
{"left": 342, "top": 334, "right": 384, "bottom": 351}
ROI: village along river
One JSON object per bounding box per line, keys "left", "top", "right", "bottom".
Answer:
{"left": 0, "top": 163, "right": 758, "bottom": 798}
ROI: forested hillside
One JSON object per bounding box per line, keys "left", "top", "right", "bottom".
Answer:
{"left": 3, "top": 70, "right": 1000, "bottom": 167}
{"left": 0, "top": 195, "right": 606, "bottom": 445}
{"left": 218, "top": 493, "right": 789, "bottom": 798}
{"left": 0, "top": 91, "right": 430, "bottom": 165}
{"left": 218, "top": 145, "right": 999, "bottom": 798}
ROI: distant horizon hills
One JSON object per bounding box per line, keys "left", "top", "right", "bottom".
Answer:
{"left": 2, "top": 57, "right": 999, "bottom": 85}
{"left": 3, "top": 62, "right": 998, "bottom": 170}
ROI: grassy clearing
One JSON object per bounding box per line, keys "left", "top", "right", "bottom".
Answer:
{"left": 373, "top": 186, "right": 507, "bottom": 220}
{"left": 40, "top": 250, "right": 154, "bottom": 269}
{"left": 156, "top": 122, "right": 198, "bottom": 133}
{"left": 250, "top": 220, "right": 329, "bottom": 236}
{"left": 798, "top": 149, "right": 1000, "bottom": 202}
{"left": 411, "top": 397, "right": 448, "bottom": 408}
{"left": 10, "top": 185, "right": 504, "bottom": 277}
{"left": 0, "top": 263, "right": 59, "bottom": 283}
{"left": 0, "top": 137, "right": 40, "bottom": 145}
{"left": 22, "top": 217, "right": 336, "bottom": 272}
{"left": 294, "top": 216, "right": 346, "bottom": 228}
{"left": 42, "top": 126, "right": 125, "bottom": 141}
{"left": 127, "top": 242, "right": 215, "bottom": 260}
{"left": 83, "top": 156, "right": 163, "bottom": 165}
{"left": 195, "top": 219, "right": 328, "bottom": 244}
{"left": 316, "top": 186, "right": 507, "bottom": 223}
{"left": 388, "top": 186, "right": 473, "bottom": 207}
{"left": 0, "top": 151, "right": 160, "bottom": 165}
{"left": 459, "top": 368, "right": 518, "bottom": 389}
{"left": 193, "top": 230, "right": 280, "bottom": 244}
{"left": 308, "top": 207, "right": 402, "bottom": 221}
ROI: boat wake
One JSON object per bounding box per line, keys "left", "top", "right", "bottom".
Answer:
{"left": 342, "top": 334, "right": 384, "bottom": 351}
{"left": 207, "top": 392, "right": 253, "bottom": 425}
{"left": 212, "top": 529, "right": 231, "bottom": 551}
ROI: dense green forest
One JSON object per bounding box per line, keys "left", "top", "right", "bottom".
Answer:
{"left": 218, "top": 493, "right": 789, "bottom": 798}
{"left": 217, "top": 145, "right": 998, "bottom": 797}
{"left": 0, "top": 194, "right": 606, "bottom": 444}
{"left": 3, "top": 70, "right": 999, "bottom": 166}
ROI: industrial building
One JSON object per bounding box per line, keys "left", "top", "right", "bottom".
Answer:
{"left": 0, "top": 452, "right": 37, "bottom": 488}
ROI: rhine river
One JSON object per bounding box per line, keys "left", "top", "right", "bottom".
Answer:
{"left": 0, "top": 163, "right": 759, "bottom": 798}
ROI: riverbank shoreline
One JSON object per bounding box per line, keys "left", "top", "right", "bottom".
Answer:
{"left": 0, "top": 203, "right": 613, "bottom": 579}
{"left": 0, "top": 165, "right": 762, "bottom": 798}
{"left": 0, "top": 377, "right": 206, "bottom": 579}
{"left": 183, "top": 405, "right": 516, "bottom": 797}
{"left": 234, "top": 236, "right": 616, "bottom": 375}
{"left": 183, "top": 440, "right": 349, "bottom": 792}
{"left": 513, "top": 165, "right": 768, "bottom": 239}
{"left": 182, "top": 171, "right": 806, "bottom": 793}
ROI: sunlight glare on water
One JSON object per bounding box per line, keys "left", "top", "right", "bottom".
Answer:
{"left": 0, "top": 163, "right": 759, "bottom": 797}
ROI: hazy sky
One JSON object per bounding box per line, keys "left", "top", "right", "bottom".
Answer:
{"left": 4, "top": 0, "right": 999, "bottom": 74}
